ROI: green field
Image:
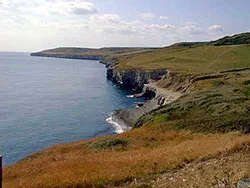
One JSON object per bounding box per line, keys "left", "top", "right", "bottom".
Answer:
{"left": 35, "top": 47, "right": 155, "bottom": 57}
{"left": 34, "top": 33, "right": 250, "bottom": 75}
{"left": 115, "top": 44, "right": 250, "bottom": 73}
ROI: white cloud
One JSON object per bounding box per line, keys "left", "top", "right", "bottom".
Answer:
{"left": 159, "top": 16, "right": 168, "bottom": 20}
{"left": 69, "top": 2, "right": 98, "bottom": 15}
{"left": 145, "top": 24, "right": 175, "bottom": 31}
{"left": 0, "top": 1, "right": 229, "bottom": 51}
{"left": 92, "top": 14, "right": 121, "bottom": 23}
{"left": 207, "top": 25, "right": 224, "bottom": 40}
{"left": 180, "top": 25, "right": 204, "bottom": 35}
{"left": 139, "top": 12, "right": 155, "bottom": 19}
{"left": 208, "top": 25, "right": 223, "bottom": 32}
{"left": 1, "top": 0, "right": 98, "bottom": 16}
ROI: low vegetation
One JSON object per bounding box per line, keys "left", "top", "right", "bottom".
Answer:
{"left": 32, "top": 47, "right": 155, "bottom": 58}
{"left": 115, "top": 44, "right": 250, "bottom": 72}
{"left": 137, "top": 70, "right": 250, "bottom": 134}
{"left": 243, "top": 80, "right": 250, "bottom": 85}
{"left": 4, "top": 129, "right": 250, "bottom": 188}
{"left": 91, "top": 138, "right": 128, "bottom": 149}
{"left": 212, "top": 32, "right": 250, "bottom": 46}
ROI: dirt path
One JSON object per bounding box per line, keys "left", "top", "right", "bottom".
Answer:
{"left": 124, "top": 145, "right": 250, "bottom": 188}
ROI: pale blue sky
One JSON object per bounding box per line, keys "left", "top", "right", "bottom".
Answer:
{"left": 0, "top": 0, "right": 249, "bottom": 52}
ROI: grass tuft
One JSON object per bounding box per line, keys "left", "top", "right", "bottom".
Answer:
{"left": 91, "top": 138, "right": 128, "bottom": 149}
{"left": 212, "top": 80, "right": 225, "bottom": 87}
{"left": 243, "top": 80, "right": 250, "bottom": 85}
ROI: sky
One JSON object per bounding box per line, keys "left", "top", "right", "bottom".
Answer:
{"left": 0, "top": 0, "right": 250, "bottom": 52}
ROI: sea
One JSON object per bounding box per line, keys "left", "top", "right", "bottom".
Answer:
{"left": 0, "top": 52, "right": 143, "bottom": 166}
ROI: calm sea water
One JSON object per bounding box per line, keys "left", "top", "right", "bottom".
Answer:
{"left": 0, "top": 52, "right": 143, "bottom": 166}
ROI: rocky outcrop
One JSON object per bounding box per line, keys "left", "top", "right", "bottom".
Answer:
{"left": 30, "top": 52, "right": 181, "bottom": 129}
{"left": 107, "top": 68, "right": 168, "bottom": 92}
{"left": 112, "top": 78, "right": 183, "bottom": 128}
{"left": 105, "top": 67, "right": 185, "bottom": 129}
{"left": 142, "top": 82, "right": 182, "bottom": 105}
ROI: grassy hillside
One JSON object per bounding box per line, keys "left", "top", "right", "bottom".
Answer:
{"left": 114, "top": 33, "right": 250, "bottom": 72}
{"left": 137, "top": 77, "right": 250, "bottom": 133}
{"left": 115, "top": 44, "right": 250, "bottom": 73}
{"left": 4, "top": 128, "right": 250, "bottom": 187}
{"left": 32, "top": 47, "right": 155, "bottom": 57}
{"left": 212, "top": 32, "right": 250, "bottom": 46}
{"left": 32, "top": 33, "right": 250, "bottom": 74}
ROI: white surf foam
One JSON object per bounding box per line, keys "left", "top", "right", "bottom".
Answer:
{"left": 126, "top": 95, "right": 134, "bottom": 98}
{"left": 106, "top": 115, "right": 131, "bottom": 134}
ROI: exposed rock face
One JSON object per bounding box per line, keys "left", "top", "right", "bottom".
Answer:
{"left": 112, "top": 78, "right": 183, "bottom": 128}
{"left": 105, "top": 66, "right": 185, "bottom": 128}
{"left": 107, "top": 68, "right": 168, "bottom": 92}
{"left": 30, "top": 52, "right": 180, "bottom": 129}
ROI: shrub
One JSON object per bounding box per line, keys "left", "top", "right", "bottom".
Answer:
{"left": 243, "top": 80, "right": 250, "bottom": 85}
{"left": 212, "top": 80, "right": 225, "bottom": 87}
{"left": 153, "top": 113, "right": 169, "bottom": 124}
{"left": 91, "top": 139, "right": 128, "bottom": 149}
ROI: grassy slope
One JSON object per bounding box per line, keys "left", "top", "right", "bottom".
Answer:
{"left": 5, "top": 33, "right": 250, "bottom": 187}
{"left": 4, "top": 129, "right": 250, "bottom": 188}
{"left": 34, "top": 47, "right": 155, "bottom": 57}
{"left": 116, "top": 44, "right": 250, "bottom": 73}
{"left": 137, "top": 71, "right": 250, "bottom": 133}
{"left": 148, "top": 144, "right": 250, "bottom": 187}
{"left": 212, "top": 32, "right": 250, "bottom": 46}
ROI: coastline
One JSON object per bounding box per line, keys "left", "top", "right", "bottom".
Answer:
{"left": 106, "top": 81, "right": 183, "bottom": 131}
{"left": 32, "top": 53, "right": 183, "bottom": 134}
{"left": 5, "top": 33, "right": 250, "bottom": 187}
{"left": 106, "top": 113, "right": 132, "bottom": 134}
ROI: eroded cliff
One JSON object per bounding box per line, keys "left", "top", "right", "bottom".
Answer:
{"left": 106, "top": 67, "right": 168, "bottom": 92}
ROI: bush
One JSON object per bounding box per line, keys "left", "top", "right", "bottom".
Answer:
{"left": 92, "top": 139, "right": 128, "bottom": 149}
{"left": 212, "top": 80, "right": 225, "bottom": 87}
{"left": 243, "top": 80, "right": 250, "bottom": 85}
{"left": 153, "top": 113, "right": 169, "bottom": 124}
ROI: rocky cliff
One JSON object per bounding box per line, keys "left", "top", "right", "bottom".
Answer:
{"left": 30, "top": 51, "right": 181, "bottom": 128}
{"left": 107, "top": 67, "right": 184, "bottom": 128}
{"left": 106, "top": 67, "right": 168, "bottom": 92}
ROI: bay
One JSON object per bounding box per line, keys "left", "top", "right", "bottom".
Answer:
{"left": 0, "top": 52, "right": 142, "bottom": 166}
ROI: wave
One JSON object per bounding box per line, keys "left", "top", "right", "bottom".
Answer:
{"left": 126, "top": 95, "right": 134, "bottom": 98}
{"left": 106, "top": 114, "right": 131, "bottom": 134}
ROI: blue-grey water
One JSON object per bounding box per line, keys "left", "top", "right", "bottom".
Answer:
{"left": 0, "top": 52, "right": 143, "bottom": 166}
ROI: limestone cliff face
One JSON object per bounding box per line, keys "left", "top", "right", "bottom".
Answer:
{"left": 107, "top": 68, "right": 168, "bottom": 92}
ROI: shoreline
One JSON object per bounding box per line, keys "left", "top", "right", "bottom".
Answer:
{"left": 106, "top": 88, "right": 182, "bottom": 132}
{"left": 29, "top": 54, "right": 183, "bottom": 134}
{"left": 32, "top": 54, "right": 182, "bottom": 135}
{"left": 106, "top": 113, "right": 132, "bottom": 134}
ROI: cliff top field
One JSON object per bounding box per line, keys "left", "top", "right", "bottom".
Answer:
{"left": 31, "top": 47, "right": 155, "bottom": 57}
{"left": 5, "top": 32, "right": 250, "bottom": 187}
{"left": 114, "top": 33, "right": 250, "bottom": 72}
{"left": 116, "top": 44, "right": 250, "bottom": 73}
{"left": 32, "top": 33, "right": 250, "bottom": 74}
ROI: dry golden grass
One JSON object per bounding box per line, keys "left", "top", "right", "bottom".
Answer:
{"left": 148, "top": 144, "right": 250, "bottom": 188}
{"left": 4, "top": 125, "right": 250, "bottom": 188}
